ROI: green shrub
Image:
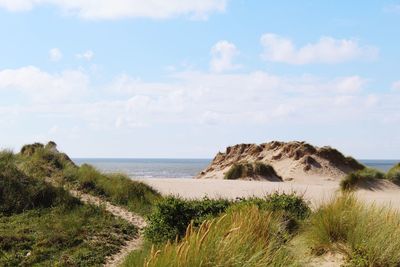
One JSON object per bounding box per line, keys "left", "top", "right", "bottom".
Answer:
{"left": 340, "top": 168, "right": 385, "bottom": 191}
{"left": 305, "top": 194, "right": 400, "bottom": 265}
{"left": 144, "top": 193, "right": 310, "bottom": 244}
{"left": 387, "top": 163, "right": 400, "bottom": 184}
{"left": 224, "top": 161, "right": 281, "bottom": 180}
{"left": 144, "top": 197, "right": 231, "bottom": 244}
{"left": 244, "top": 192, "right": 311, "bottom": 220}
{"left": 136, "top": 206, "right": 295, "bottom": 267}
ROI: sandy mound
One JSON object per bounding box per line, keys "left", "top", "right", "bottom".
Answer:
{"left": 197, "top": 141, "right": 364, "bottom": 183}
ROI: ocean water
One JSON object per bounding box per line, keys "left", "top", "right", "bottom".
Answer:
{"left": 72, "top": 158, "right": 399, "bottom": 179}
{"left": 73, "top": 158, "right": 211, "bottom": 178}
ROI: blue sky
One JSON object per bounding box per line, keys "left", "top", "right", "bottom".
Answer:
{"left": 0, "top": 0, "right": 399, "bottom": 158}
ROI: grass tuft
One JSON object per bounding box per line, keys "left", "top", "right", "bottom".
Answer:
{"left": 340, "top": 168, "right": 385, "bottom": 191}
{"left": 224, "top": 161, "right": 281, "bottom": 180}
{"left": 140, "top": 206, "right": 295, "bottom": 267}
{"left": 387, "top": 163, "right": 400, "bottom": 184}
{"left": 304, "top": 194, "right": 400, "bottom": 265}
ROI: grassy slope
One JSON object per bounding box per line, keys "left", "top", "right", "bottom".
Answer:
{"left": 0, "top": 149, "right": 138, "bottom": 266}
{"left": 0, "top": 205, "right": 136, "bottom": 266}
{"left": 17, "top": 142, "right": 161, "bottom": 216}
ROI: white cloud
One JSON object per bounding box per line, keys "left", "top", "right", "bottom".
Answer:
{"left": 384, "top": 4, "right": 400, "bottom": 14}
{"left": 49, "top": 48, "right": 62, "bottom": 62}
{"left": 392, "top": 80, "right": 400, "bottom": 91}
{"left": 76, "top": 50, "right": 94, "bottom": 61}
{"left": 260, "top": 33, "right": 378, "bottom": 64}
{"left": 0, "top": 66, "right": 89, "bottom": 103}
{"left": 210, "top": 40, "right": 240, "bottom": 72}
{"left": 0, "top": 0, "right": 227, "bottom": 20}
{"left": 1, "top": 65, "right": 394, "bottom": 134}
{"left": 336, "top": 76, "right": 366, "bottom": 94}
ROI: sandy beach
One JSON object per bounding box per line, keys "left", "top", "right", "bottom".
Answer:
{"left": 137, "top": 178, "right": 400, "bottom": 210}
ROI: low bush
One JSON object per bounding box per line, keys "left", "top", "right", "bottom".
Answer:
{"left": 305, "top": 194, "right": 400, "bottom": 265}
{"left": 144, "top": 197, "right": 231, "bottom": 244}
{"left": 387, "top": 163, "right": 400, "bottom": 184}
{"left": 224, "top": 161, "right": 281, "bottom": 180}
{"left": 340, "top": 168, "right": 385, "bottom": 191}
{"left": 139, "top": 206, "right": 295, "bottom": 267}
{"left": 144, "top": 193, "right": 310, "bottom": 244}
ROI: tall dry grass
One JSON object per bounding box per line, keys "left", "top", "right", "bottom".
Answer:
{"left": 305, "top": 194, "right": 400, "bottom": 265}
{"left": 142, "top": 206, "right": 296, "bottom": 267}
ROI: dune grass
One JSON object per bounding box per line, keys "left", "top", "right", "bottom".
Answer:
{"left": 387, "top": 163, "right": 400, "bottom": 184}
{"left": 63, "top": 164, "right": 161, "bottom": 215}
{"left": 304, "top": 194, "right": 400, "bottom": 266}
{"left": 0, "top": 149, "right": 137, "bottom": 266}
{"left": 15, "top": 142, "right": 161, "bottom": 216}
{"left": 0, "top": 205, "right": 136, "bottom": 266}
{"left": 0, "top": 150, "right": 77, "bottom": 215}
{"left": 224, "top": 161, "right": 281, "bottom": 180}
{"left": 144, "top": 193, "right": 310, "bottom": 244}
{"left": 340, "top": 168, "right": 385, "bottom": 191}
{"left": 128, "top": 206, "right": 296, "bottom": 267}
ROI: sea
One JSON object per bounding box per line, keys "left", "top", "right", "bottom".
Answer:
{"left": 72, "top": 158, "right": 399, "bottom": 179}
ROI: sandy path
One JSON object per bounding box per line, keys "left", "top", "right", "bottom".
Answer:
{"left": 68, "top": 190, "right": 146, "bottom": 267}
{"left": 136, "top": 178, "right": 400, "bottom": 210}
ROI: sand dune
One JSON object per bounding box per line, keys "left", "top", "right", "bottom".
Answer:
{"left": 137, "top": 178, "right": 400, "bottom": 210}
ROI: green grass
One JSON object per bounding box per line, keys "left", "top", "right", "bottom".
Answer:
{"left": 0, "top": 205, "right": 136, "bottom": 266}
{"left": 16, "top": 142, "right": 162, "bottom": 216}
{"left": 304, "top": 194, "right": 400, "bottom": 266}
{"left": 0, "top": 150, "right": 77, "bottom": 215}
{"left": 125, "top": 206, "right": 297, "bottom": 267}
{"left": 144, "top": 193, "right": 310, "bottom": 244}
{"left": 0, "top": 149, "right": 137, "bottom": 266}
{"left": 224, "top": 161, "right": 281, "bottom": 180}
{"left": 63, "top": 164, "right": 161, "bottom": 215}
{"left": 340, "top": 168, "right": 385, "bottom": 191}
{"left": 387, "top": 163, "right": 400, "bottom": 184}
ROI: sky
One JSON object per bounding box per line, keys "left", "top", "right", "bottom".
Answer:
{"left": 0, "top": 0, "right": 399, "bottom": 159}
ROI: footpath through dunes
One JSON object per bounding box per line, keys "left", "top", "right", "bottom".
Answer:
{"left": 67, "top": 190, "right": 147, "bottom": 267}
{"left": 138, "top": 178, "right": 400, "bottom": 211}
{"left": 17, "top": 141, "right": 158, "bottom": 267}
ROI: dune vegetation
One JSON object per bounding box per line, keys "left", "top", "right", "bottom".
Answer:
{"left": 3, "top": 142, "right": 400, "bottom": 266}
{"left": 224, "top": 161, "right": 282, "bottom": 180}
{"left": 142, "top": 206, "right": 295, "bottom": 267}
{"left": 340, "top": 163, "right": 400, "bottom": 191}
{"left": 0, "top": 149, "right": 137, "bottom": 266}
{"left": 17, "top": 142, "right": 161, "bottom": 215}
{"left": 387, "top": 163, "right": 400, "bottom": 184}
{"left": 304, "top": 194, "right": 400, "bottom": 266}
{"left": 123, "top": 193, "right": 310, "bottom": 266}
{"left": 124, "top": 193, "right": 400, "bottom": 267}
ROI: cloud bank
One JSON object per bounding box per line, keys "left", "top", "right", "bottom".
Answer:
{"left": 0, "top": 0, "right": 227, "bottom": 19}
{"left": 260, "top": 33, "right": 378, "bottom": 64}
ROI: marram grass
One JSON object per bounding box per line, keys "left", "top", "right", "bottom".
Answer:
{"left": 140, "top": 206, "right": 296, "bottom": 267}
{"left": 305, "top": 194, "right": 400, "bottom": 265}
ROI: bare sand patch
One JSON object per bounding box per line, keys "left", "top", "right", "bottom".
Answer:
{"left": 137, "top": 178, "right": 400, "bottom": 210}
